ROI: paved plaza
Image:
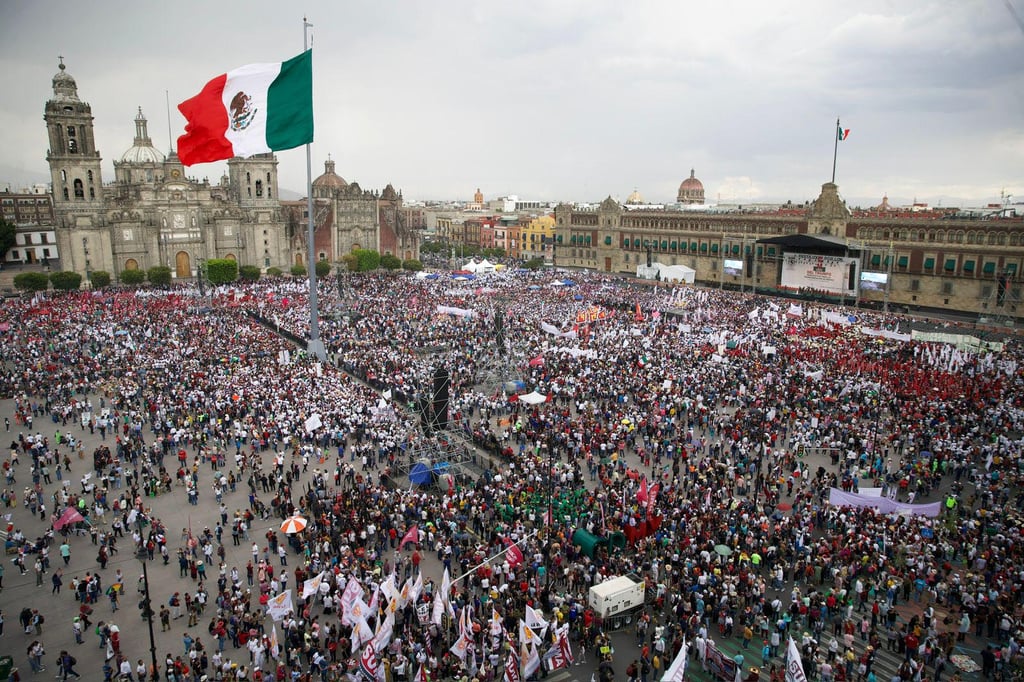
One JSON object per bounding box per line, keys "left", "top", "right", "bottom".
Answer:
{"left": 0, "top": 274, "right": 1021, "bottom": 682}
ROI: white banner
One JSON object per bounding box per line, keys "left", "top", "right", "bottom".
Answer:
{"left": 781, "top": 253, "right": 857, "bottom": 295}
{"left": 265, "top": 589, "right": 294, "bottom": 621}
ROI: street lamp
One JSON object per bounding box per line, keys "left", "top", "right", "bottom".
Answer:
{"left": 135, "top": 546, "right": 159, "bottom": 681}
{"left": 545, "top": 434, "right": 555, "bottom": 593}
{"left": 82, "top": 237, "right": 91, "bottom": 287}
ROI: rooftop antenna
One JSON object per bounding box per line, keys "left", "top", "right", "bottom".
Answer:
{"left": 165, "top": 90, "right": 174, "bottom": 152}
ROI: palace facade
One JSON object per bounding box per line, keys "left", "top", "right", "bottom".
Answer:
{"left": 554, "top": 180, "right": 1024, "bottom": 318}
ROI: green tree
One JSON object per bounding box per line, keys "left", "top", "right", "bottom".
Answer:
{"left": 266, "top": 266, "right": 283, "bottom": 277}
{"left": 120, "top": 268, "right": 146, "bottom": 285}
{"left": 315, "top": 260, "right": 331, "bottom": 278}
{"left": 239, "top": 265, "right": 262, "bottom": 281}
{"left": 0, "top": 217, "right": 15, "bottom": 260}
{"left": 402, "top": 259, "right": 423, "bottom": 271}
{"left": 340, "top": 254, "right": 358, "bottom": 273}
{"left": 50, "top": 271, "right": 83, "bottom": 291}
{"left": 147, "top": 265, "right": 172, "bottom": 286}
{"left": 13, "top": 271, "right": 49, "bottom": 292}
{"left": 290, "top": 264, "right": 307, "bottom": 277}
{"left": 206, "top": 258, "right": 239, "bottom": 285}
{"left": 89, "top": 270, "right": 111, "bottom": 288}
{"left": 353, "top": 249, "right": 381, "bottom": 272}
{"left": 380, "top": 253, "right": 402, "bottom": 270}
{"left": 524, "top": 257, "right": 545, "bottom": 270}
{"left": 420, "top": 241, "right": 446, "bottom": 254}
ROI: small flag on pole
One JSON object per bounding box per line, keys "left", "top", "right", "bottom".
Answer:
{"left": 837, "top": 125, "right": 850, "bottom": 141}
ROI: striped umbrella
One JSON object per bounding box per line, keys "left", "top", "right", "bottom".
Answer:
{"left": 280, "top": 515, "right": 307, "bottom": 534}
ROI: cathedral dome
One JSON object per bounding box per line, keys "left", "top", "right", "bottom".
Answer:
{"left": 312, "top": 158, "right": 347, "bottom": 189}
{"left": 119, "top": 108, "right": 165, "bottom": 164}
{"left": 677, "top": 168, "right": 705, "bottom": 204}
{"left": 626, "top": 189, "right": 643, "bottom": 205}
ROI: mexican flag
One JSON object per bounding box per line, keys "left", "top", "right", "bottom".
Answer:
{"left": 177, "top": 50, "right": 313, "bottom": 166}
{"left": 837, "top": 125, "right": 850, "bottom": 141}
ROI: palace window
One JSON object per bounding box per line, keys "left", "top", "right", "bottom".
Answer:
{"left": 74, "top": 179, "right": 84, "bottom": 199}
{"left": 255, "top": 180, "right": 263, "bottom": 197}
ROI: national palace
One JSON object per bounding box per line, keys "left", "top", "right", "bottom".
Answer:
{"left": 552, "top": 178, "right": 1024, "bottom": 319}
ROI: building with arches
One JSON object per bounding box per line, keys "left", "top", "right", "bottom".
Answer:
{"left": 46, "top": 59, "right": 291, "bottom": 282}
{"left": 554, "top": 180, "right": 1024, "bottom": 317}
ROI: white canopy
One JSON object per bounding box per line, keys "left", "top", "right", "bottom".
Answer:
{"left": 476, "top": 259, "right": 496, "bottom": 273}
{"left": 517, "top": 391, "right": 548, "bottom": 405}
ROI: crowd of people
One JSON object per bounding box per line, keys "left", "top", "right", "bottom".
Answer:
{"left": 0, "top": 266, "right": 1022, "bottom": 682}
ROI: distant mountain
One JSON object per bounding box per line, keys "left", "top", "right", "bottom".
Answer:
{"left": 279, "top": 187, "right": 304, "bottom": 201}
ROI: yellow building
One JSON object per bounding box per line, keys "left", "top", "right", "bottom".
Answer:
{"left": 519, "top": 214, "right": 555, "bottom": 261}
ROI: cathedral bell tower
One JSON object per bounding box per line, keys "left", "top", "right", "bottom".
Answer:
{"left": 45, "top": 57, "right": 110, "bottom": 280}
{"left": 45, "top": 58, "right": 103, "bottom": 215}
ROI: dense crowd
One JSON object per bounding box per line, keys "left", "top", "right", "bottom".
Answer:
{"left": 0, "top": 267, "right": 1022, "bottom": 682}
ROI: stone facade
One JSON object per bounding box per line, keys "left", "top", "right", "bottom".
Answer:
{"left": 302, "top": 159, "right": 420, "bottom": 263}
{"left": 554, "top": 184, "right": 1024, "bottom": 317}
{"left": 45, "top": 60, "right": 291, "bottom": 281}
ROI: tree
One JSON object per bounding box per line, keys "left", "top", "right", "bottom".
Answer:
{"left": 340, "top": 254, "right": 358, "bottom": 273}
{"left": 402, "top": 259, "right": 423, "bottom": 271}
{"left": 266, "top": 267, "right": 283, "bottom": 277}
{"left": 13, "top": 271, "right": 48, "bottom": 292}
{"left": 147, "top": 265, "right": 172, "bottom": 287}
{"left": 239, "top": 265, "right": 262, "bottom": 281}
{"left": 380, "top": 254, "right": 402, "bottom": 270}
{"left": 50, "top": 271, "right": 83, "bottom": 291}
{"left": 89, "top": 270, "right": 111, "bottom": 288}
{"left": 315, "top": 260, "right": 331, "bottom": 278}
{"left": 290, "top": 264, "right": 307, "bottom": 277}
{"left": 206, "top": 258, "right": 239, "bottom": 285}
{"left": 0, "top": 217, "right": 15, "bottom": 260}
{"left": 524, "top": 257, "right": 545, "bottom": 270}
{"left": 120, "top": 268, "right": 146, "bottom": 285}
{"left": 353, "top": 249, "right": 381, "bottom": 272}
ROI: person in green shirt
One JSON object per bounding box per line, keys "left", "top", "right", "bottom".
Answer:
{"left": 60, "top": 542, "right": 71, "bottom": 565}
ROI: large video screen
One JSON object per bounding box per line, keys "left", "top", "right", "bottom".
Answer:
{"left": 781, "top": 253, "right": 858, "bottom": 294}
{"left": 860, "top": 271, "right": 888, "bottom": 291}
{"left": 723, "top": 259, "right": 743, "bottom": 276}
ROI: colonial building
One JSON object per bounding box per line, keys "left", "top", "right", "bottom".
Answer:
{"left": 298, "top": 158, "right": 420, "bottom": 264}
{"left": 1, "top": 191, "right": 57, "bottom": 264}
{"left": 45, "top": 60, "right": 292, "bottom": 282}
{"left": 554, "top": 181, "right": 1024, "bottom": 318}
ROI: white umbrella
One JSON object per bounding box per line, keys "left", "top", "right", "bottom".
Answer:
{"left": 518, "top": 391, "right": 547, "bottom": 405}
{"left": 280, "top": 515, "right": 307, "bottom": 534}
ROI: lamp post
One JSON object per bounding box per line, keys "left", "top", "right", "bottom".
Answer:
{"left": 545, "top": 434, "right": 555, "bottom": 593}
{"left": 136, "top": 548, "right": 159, "bottom": 681}
{"left": 196, "top": 258, "right": 206, "bottom": 299}
{"left": 82, "top": 237, "right": 91, "bottom": 288}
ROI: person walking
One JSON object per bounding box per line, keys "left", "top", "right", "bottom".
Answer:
{"left": 60, "top": 541, "right": 71, "bottom": 565}
{"left": 52, "top": 568, "right": 63, "bottom": 594}
{"left": 27, "top": 640, "right": 45, "bottom": 673}
{"left": 59, "top": 650, "right": 82, "bottom": 680}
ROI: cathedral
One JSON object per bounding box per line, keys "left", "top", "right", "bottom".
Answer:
{"left": 46, "top": 59, "right": 292, "bottom": 281}
{"left": 45, "top": 59, "right": 419, "bottom": 281}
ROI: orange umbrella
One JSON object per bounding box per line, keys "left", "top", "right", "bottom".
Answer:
{"left": 280, "top": 515, "right": 307, "bottom": 534}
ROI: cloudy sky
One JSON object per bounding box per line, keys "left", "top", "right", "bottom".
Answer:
{"left": 2, "top": 0, "right": 1023, "bottom": 208}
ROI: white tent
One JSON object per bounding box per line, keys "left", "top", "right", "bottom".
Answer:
{"left": 637, "top": 261, "right": 695, "bottom": 284}
{"left": 517, "top": 391, "right": 547, "bottom": 405}
{"left": 476, "top": 259, "right": 496, "bottom": 273}
{"left": 461, "top": 260, "right": 479, "bottom": 273}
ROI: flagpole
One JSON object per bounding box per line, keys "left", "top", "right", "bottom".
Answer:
{"left": 304, "top": 16, "right": 327, "bottom": 361}
{"left": 452, "top": 529, "right": 538, "bottom": 585}
{"left": 831, "top": 117, "right": 840, "bottom": 184}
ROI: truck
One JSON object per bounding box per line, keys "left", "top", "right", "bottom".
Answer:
{"left": 588, "top": 574, "right": 646, "bottom": 630}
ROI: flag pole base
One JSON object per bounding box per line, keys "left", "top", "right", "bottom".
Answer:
{"left": 307, "top": 338, "right": 327, "bottom": 362}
